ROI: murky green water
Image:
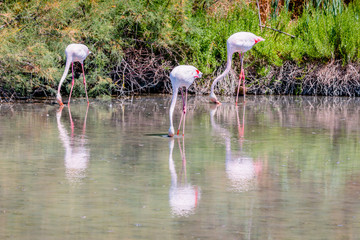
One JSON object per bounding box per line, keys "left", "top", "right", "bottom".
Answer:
{"left": 0, "top": 96, "right": 360, "bottom": 239}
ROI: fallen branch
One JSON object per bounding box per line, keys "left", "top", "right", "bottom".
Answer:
{"left": 259, "top": 24, "right": 296, "bottom": 38}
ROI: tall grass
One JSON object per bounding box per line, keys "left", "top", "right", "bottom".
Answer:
{"left": 0, "top": 0, "right": 359, "bottom": 99}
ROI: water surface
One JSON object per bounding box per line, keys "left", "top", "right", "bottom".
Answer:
{"left": 0, "top": 96, "right": 360, "bottom": 239}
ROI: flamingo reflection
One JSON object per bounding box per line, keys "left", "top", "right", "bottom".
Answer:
{"left": 168, "top": 137, "right": 201, "bottom": 217}
{"left": 56, "top": 105, "right": 90, "bottom": 184}
{"left": 210, "top": 103, "right": 262, "bottom": 192}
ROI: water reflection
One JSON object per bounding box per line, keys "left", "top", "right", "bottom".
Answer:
{"left": 2, "top": 96, "right": 360, "bottom": 239}
{"left": 56, "top": 105, "right": 90, "bottom": 184}
{"left": 168, "top": 137, "right": 201, "bottom": 217}
{"left": 210, "top": 103, "right": 262, "bottom": 192}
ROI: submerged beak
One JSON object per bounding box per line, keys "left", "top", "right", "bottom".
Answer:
{"left": 57, "top": 98, "right": 64, "bottom": 106}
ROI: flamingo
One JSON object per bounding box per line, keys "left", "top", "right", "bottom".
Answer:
{"left": 210, "top": 32, "right": 264, "bottom": 105}
{"left": 168, "top": 65, "right": 202, "bottom": 137}
{"left": 57, "top": 44, "right": 91, "bottom": 106}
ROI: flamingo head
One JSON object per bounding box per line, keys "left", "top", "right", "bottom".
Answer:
{"left": 254, "top": 36, "right": 265, "bottom": 44}
{"left": 86, "top": 49, "right": 92, "bottom": 57}
{"left": 194, "top": 69, "right": 203, "bottom": 79}
{"left": 56, "top": 93, "right": 64, "bottom": 106}
{"left": 168, "top": 126, "right": 175, "bottom": 137}
{"left": 209, "top": 92, "right": 221, "bottom": 105}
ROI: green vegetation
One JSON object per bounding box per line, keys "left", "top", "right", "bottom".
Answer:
{"left": 0, "top": 0, "right": 359, "bottom": 100}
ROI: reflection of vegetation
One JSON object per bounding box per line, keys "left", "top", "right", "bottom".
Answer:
{"left": 1, "top": 96, "right": 360, "bottom": 238}
{"left": 1, "top": 0, "right": 360, "bottom": 100}
{"left": 203, "top": 96, "right": 360, "bottom": 238}
{"left": 209, "top": 96, "right": 360, "bottom": 192}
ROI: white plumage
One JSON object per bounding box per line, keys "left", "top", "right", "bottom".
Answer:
{"left": 57, "top": 43, "right": 91, "bottom": 106}
{"left": 168, "top": 65, "right": 202, "bottom": 137}
{"left": 210, "top": 32, "right": 264, "bottom": 104}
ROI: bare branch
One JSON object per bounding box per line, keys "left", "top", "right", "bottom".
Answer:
{"left": 259, "top": 24, "right": 296, "bottom": 38}
{"left": 256, "top": 0, "right": 262, "bottom": 31}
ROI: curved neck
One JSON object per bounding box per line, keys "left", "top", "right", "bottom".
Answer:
{"left": 57, "top": 58, "right": 72, "bottom": 97}
{"left": 211, "top": 49, "right": 234, "bottom": 93}
{"left": 169, "top": 88, "right": 178, "bottom": 133}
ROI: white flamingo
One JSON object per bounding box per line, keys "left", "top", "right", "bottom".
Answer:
{"left": 168, "top": 65, "right": 202, "bottom": 137}
{"left": 57, "top": 44, "right": 91, "bottom": 106}
{"left": 210, "top": 32, "right": 264, "bottom": 105}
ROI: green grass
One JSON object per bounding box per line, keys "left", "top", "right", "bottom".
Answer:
{"left": 0, "top": 0, "right": 359, "bottom": 98}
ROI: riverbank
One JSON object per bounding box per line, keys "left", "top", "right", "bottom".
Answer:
{"left": 0, "top": 0, "right": 359, "bottom": 101}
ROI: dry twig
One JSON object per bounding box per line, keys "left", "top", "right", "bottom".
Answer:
{"left": 259, "top": 24, "right": 296, "bottom": 38}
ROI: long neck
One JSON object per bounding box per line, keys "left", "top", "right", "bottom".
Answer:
{"left": 211, "top": 49, "right": 234, "bottom": 93}
{"left": 57, "top": 58, "right": 72, "bottom": 98}
{"left": 168, "top": 87, "right": 178, "bottom": 135}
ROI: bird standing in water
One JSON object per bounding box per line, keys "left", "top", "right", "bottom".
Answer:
{"left": 57, "top": 44, "right": 91, "bottom": 106}
{"left": 210, "top": 32, "right": 264, "bottom": 105}
{"left": 168, "top": 65, "right": 202, "bottom": 137}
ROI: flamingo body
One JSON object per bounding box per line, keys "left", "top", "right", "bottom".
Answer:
{"left": 57, "top": 44, "right": 91, "bottom": 106}
{"left": 168, "top": 65, "right": 202, "bottom": 137}
{"left": 210, "top": 32, "right": 264, "bottom": 104}
{"left": 227, "top": 32, "right": 261, "bottom": 53}
{"left": 170, "top": 65, "right": 199, "bottom": 90}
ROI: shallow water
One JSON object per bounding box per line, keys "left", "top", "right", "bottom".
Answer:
{"left": 0, "top": 95, "right": 360, "bottom": 239}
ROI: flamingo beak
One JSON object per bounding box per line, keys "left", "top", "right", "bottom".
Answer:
{"left": 57, "top": 97, "right": 64, "bottom": 106}
{"left": 255, "top": 37, "right": 265, "bottom": 44}
{"left": 195, "top": 69, "right": 202, "bottom": 78}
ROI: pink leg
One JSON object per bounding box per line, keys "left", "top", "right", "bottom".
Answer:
{"left": 236, "top": 53, "right": 242, "bottom": 106}
{"left": 68, "top": 62, "right": 75, "bottom": 105}
{"left": 241, "top": 52, "right": 246, "bottom": 101}
{"left": 81, "top": 63, "right": 89, "bottom": 105}
{"left": 242, "top": 69, "right": 246, "bottom": 100}
{"left": 177, "top": 88, "right": 187, "bottom": 136}
{"left": 177, "top": 112, "right": 184, "bottom": 136}
{"left": 177, "top": 88, "right": 184, "bottom": 135}
{"left": 236, "top": 74, "right": 241, "bottom": 106}
{"left": 236, "top": 53, "right": 246, "bottom": 105}
{"left": 182, "top": 89, "right": 188, "bottom": 137}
